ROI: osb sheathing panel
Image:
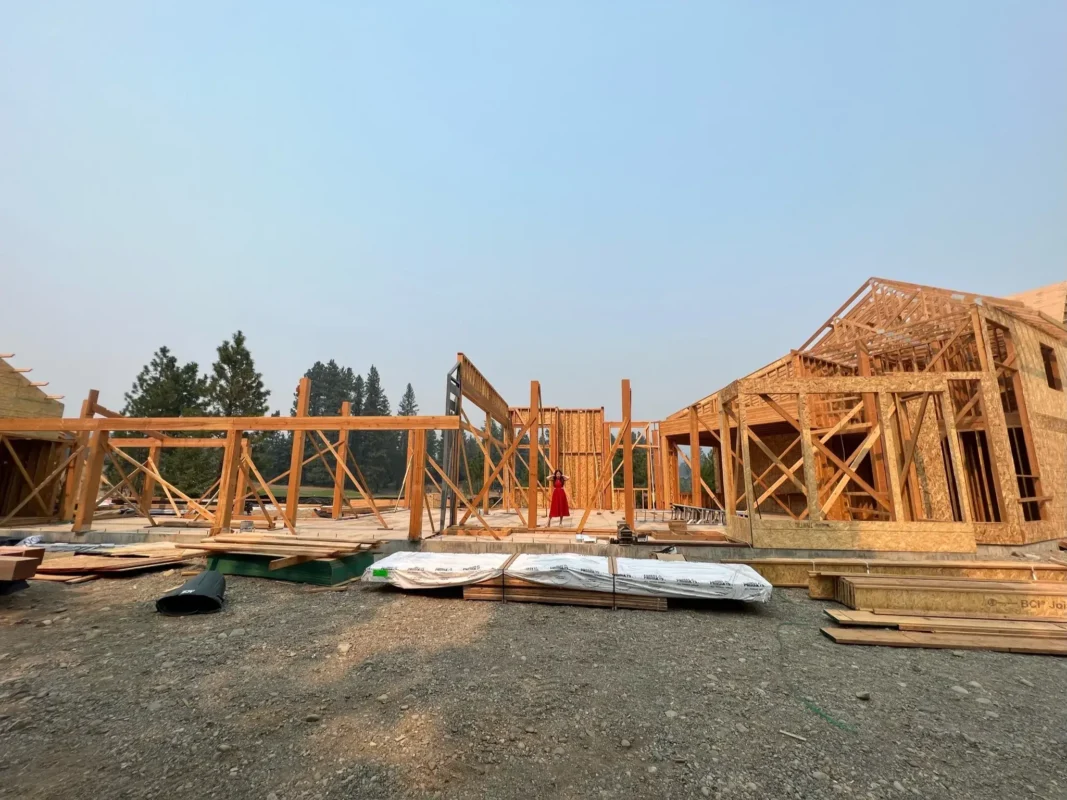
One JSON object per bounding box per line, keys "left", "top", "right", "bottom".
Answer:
{"left": 984, "top": 306, "right": 1067, "bottom": 544}
{"left": 750, "top": 519, "right": 977, "bottom": 553}
{"left": 559, "top": 409, "right": 605, "bottom": 509}
{"left": 0, "top": 360, "right": 64, "bottom": 419}
{"left": 902, "top": 393, "right": 953, "bottom": 522}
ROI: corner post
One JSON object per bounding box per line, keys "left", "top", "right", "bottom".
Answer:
{"left": 72, "top": 429, "right": 109, "bottom": 533}
{"left": 622, "top": 379, "right": 635, "bottom": 529}
{"left": 407, "top": 429, "right": 428, "bottom": 541}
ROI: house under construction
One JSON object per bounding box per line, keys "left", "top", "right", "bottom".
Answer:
{"left": 659, "top": 278, "right": 1067, "bottom": 553}
{"left": 1, "top": 277, "right": 1066, "bottom": 556}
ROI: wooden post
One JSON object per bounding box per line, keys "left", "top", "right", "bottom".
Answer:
{"left": 877, "top": 393, "right": 905, "bottom": 521}
{"left": 971, "top": 308, "right": 1017, "bottom": 526}
{"left": 622, "top": 379, "right": 635, "bottom": 528}
{"left": 482, "top": 410, "right": 491, "bottom": 514}
{"left": 651, "top": 427, "right": 665, "bottom": 510}
{"left": 719, "top": 403, "right": 736, "bottom": 519}
{"left": 688, "top": 405, "right": 702, "bottom": 509}
{"left": 72, "top": 430, "right": 109, "bottom": 533}
{"left": 407, "top": 429, "right": 427, "bottom": 540}
{"left": 285, "top": 377, "right": 311, "bottom": 528}
{"left": 527, "top": 381, "right": 540, "bottom": 529}
{"left": 941, "top": 389, "right": 972, "bottom": 523}
{"left": 332, "top": 401, "right": 351, "bottom": 519}
{"left": 797, "top": 392, "right": 821, "bottom": 521}
{"left": 231, "top": 439, "right": 250, "bottom": 519}
{"left": 213, "top": 429, "right": 243, "bottom": 535}
{"left": 737, "top": 396, "right": 756, "bottom": 519}
{"left": 857, "top": 348, "right": 889, "bottom": 494}
{"left": 62, "top": 389, "right": 98, "bottom": 520}
{"left": 140, "top": 442, "right": 161, "bottom": 517}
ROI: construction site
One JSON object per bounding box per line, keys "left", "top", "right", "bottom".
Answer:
{"left": 1, "top": 278, "right": 1066, "bottom": 799}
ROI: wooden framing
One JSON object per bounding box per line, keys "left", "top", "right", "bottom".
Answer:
{"left": 661, "top": 277, "right": 1067, "bottom": 551}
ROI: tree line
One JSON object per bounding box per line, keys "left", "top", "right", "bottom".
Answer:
{"left": 117, "top": 332, "right": 434, "bottom": 497}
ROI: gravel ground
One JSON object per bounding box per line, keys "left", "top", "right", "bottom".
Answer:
{"left": 1, "top": 571, "right": 1065, "bottom": 800}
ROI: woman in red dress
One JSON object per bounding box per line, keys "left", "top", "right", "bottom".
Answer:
{"left": 548, "top": 469, "right": 570, "bottom": 526}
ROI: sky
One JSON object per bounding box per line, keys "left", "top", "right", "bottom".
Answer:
{"left": 1, "top": 2, "right": 1064, "bottom": 421}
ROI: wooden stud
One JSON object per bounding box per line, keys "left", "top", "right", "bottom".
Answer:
{"left": 688, "top": 405, "right": 701, "bottom": 509}
{"left": 72, "top": 430, "right": 109, "bottom": 533}
{"left": 622, "top": 379, "right": 635, "bottom": 528}
{"left": 332, "top": 401, "right": 351, "bottom": 519}
{"left": 285, "top": 377, "right": 311, "bottom": 528}
{"left": 527, "top": 381, "right": 540, "bottom": 530}
{"left": 408, "top": 429, "right": 427, "bottom": 540}
{"left": 797, "top": 393, "right": 821, "bottom": 521}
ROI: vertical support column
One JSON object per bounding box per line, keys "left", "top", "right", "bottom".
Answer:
{"left": 72, "top": 429, "right": 109, "bottom": 533}
{"left": 503, "top": 421, "right": 514, "bottom": 511}
{"left": 971, "top": 307, "right": 1019, "bottom": 527}
{"left": 736, "top": 396, "right": 757, "bottom": 519}
{"left": 398, "top": 429, "right": 414, "bottom": 510}
{"left": 213, "top": 428, "right": 243, "bottom": 535}
{"left": 407, "top": 428, "right": 427, "bottom": 540}
{"left": 688, "top": 405, "right": 702, "bottom": 508}
{"left": 62, "top": 389, "right": 98, "bottom": 520}
{"left": 527, "top": 381, "right": 540, "bottom": 530}
{"left": 286, "top": 376, "right": 311, "bottom": 528}
{"left": 332, "top": 401, "right": 351, "bottom": 519}
{"left": 797, "top": 392, "right": 821, "bottom": 521}
{"left": 140, "top": 442, "right": 162, "bottom": 517}
{"left": 876, "top": 393, "right": 905, "bottom": 521}
{"left": 483, "top": 410, "right": 492, "bottom": 514}
{"left": 622, "top": 379, "right": 635, "bottom": 529}
{"left": 941, "top": 388, "right": 972, "bottom": 523}
{"left": 232, "top": 439, "right": 250, "bottom": 519}
{"left": 719, "top": 403, "right": 736, "bottom": 519}
{"left": 857, "top": 348, "right": 889, "bottom": 494}
{"left": 651, "top": 427, "right": 665, "bottom": 510}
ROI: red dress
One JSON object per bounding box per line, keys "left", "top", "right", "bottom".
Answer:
{"left": 549, "top": 478, "right": 570, "bottom": 518}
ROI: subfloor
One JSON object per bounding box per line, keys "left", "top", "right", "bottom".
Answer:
{"left": 1, "top": 574, "right": 1064, "bottom": 799}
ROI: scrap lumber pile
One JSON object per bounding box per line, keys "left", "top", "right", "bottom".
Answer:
{"left": 363, "top": 551, "right": 772, "bottom": 612}
{"left": 181, "top": 534, "right": 378, "bottom": 571}
{"left": 180, "top": 534, "right": 380, "bottom": 585}
{"left": 32, "top": 545, "right": 192, "bottom": 584}
{"left": 822, "top": 610, "right": 1067, "bottom": 656}
{"left": 0, "top": 545, "right": 45, "bottom": 586}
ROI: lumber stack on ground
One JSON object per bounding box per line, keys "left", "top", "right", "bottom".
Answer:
{"left": 182, "top": 534, "right": 378, "bottom": 571}
{"left": 0, "top": 546, "right": 45, "bottom": 582}
{"left": 731, "top": 558, "right": 1067, "bottom": 588}
{"left": 34, "top": 553, "right": 189, "bottom": 581}
{"left": 831, "top": 574, "right": 1067, "bottom": 619}
{"left": 464, "top": 576, "right": 667, "bottom": 611}
{"left": 822, "top": 609, "right": 1067, "bottom": 656}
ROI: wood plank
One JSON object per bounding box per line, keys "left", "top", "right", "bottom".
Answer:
{"left": 821, "top": 626, "right": 1067, "bottom": 656}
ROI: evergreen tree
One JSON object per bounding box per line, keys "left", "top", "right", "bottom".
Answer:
{"left": 123, "top": 346, "right": 207, "bottom": 417}
{"left": 121, "top": 346, "right": 215, "bottom": 495}
{"left": 360, "top": 366, "right": 395, "bottom": 491}
{"left": 396, "top": 384, "right": 420, "bottom": 490}
{"left": 206, "top": 331, "right": 269, "bottom": 417}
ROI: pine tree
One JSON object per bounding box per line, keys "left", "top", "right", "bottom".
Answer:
{"left": 396, "top": 384, "right": 420, "bottom": 491}
{"left": 123, "top": 346, "right": 207, "bottom": 417}
{"left": 207, "top": 331, "right": 269, "bottom": 417}
{"left": 121, "top": 346, "right": 215, "bottom": 495}
{"left": 360, "top": 366, "right": 395, "bottom": 491}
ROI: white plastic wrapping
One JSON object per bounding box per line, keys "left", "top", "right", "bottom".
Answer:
{"left": 363, "top": 551, "right": 772, "bottom": 603}
{"left": 612, "top": 558, "right": 771, "bottom": 602}
{"left": 507, "top": 553, "right": 615, "bottom": 593}
{"left": 361, "top": 551, "right": 510, "bottom": 589}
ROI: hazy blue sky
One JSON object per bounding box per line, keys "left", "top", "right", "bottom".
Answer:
{"left": 1, "top": 2, "right": 1064, "bottom": 420}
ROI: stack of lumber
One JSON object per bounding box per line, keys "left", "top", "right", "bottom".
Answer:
{"left": 181, "top": 534, "right": 378, "bottom": 571}
{"left": 731, "top": 557, "right": 1067, "bottom": 588}
{"left": 32, "top": 546, "right": 191, "bottom": 584}
{"left": 822, "top": 609, "right": 1067, "bottom": 656}
{"left": 464, "top": 576, "right": 668, "bottom": 611}
{"left": 0, "top": 545, "right": 45, "bottom": 584}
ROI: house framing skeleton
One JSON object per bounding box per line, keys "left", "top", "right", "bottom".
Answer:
{"left": 2, "top": 277, "right": 1065, "bottom": 554}
{"left": 659, "top": 278, "right": 1067, "bottom": 552}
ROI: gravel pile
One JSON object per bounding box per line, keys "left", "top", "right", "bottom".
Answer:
{"left": 0, "top": 571, "right": 1065, "bottom": 799}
